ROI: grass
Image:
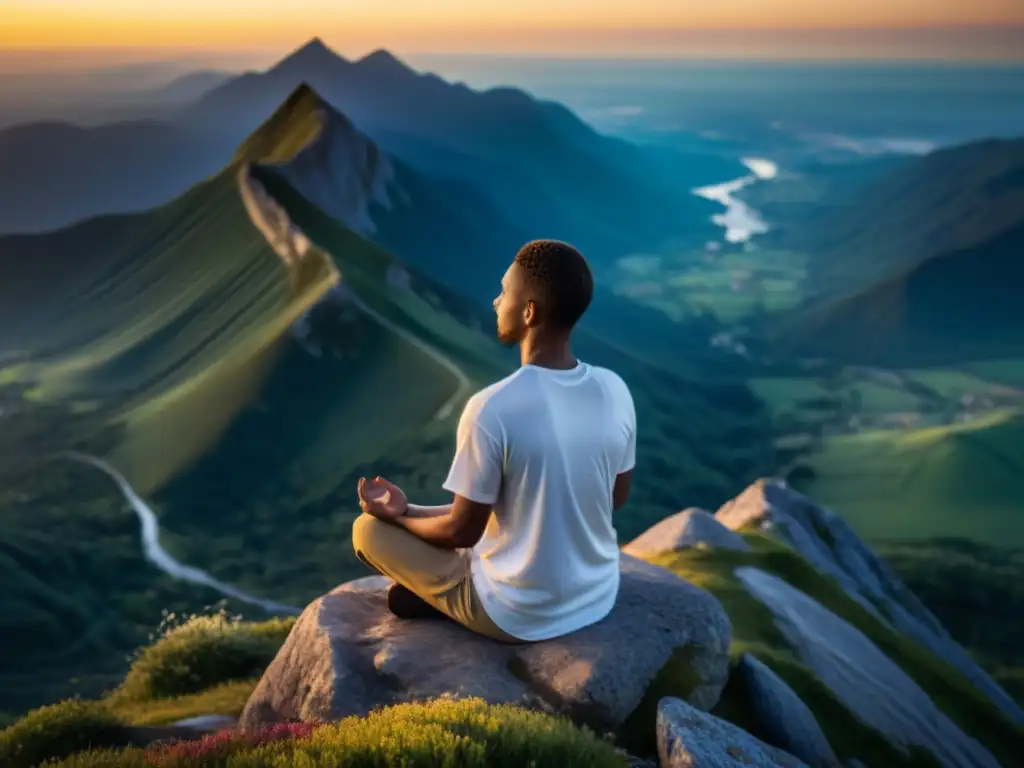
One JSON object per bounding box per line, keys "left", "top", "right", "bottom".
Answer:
{"left": 610, "top": 247, "right": 808, "bottom": 324}
{"left": 108, "top": 681, "right": 258, "bottom": 727}
{"left": 58, "top": 698, "right": 627, "bottom": 768}
{"left": 0, "top": 699, "right": 129, "bottom": 768}
{"left": 878, "top": 538, "right": 1024, "bottom": 706}
{"left": 644, "top": 535, "right": 1023, "bottom": 767}
{"left": 114, "top": 614, "right": 294, "bottom": 702}
{"left": 848, "top": 381, "right": 923, "bottom": 414}
{"left": 748, "top": 377, "right": 831, "bottom": 410}
{"left": 902, "top": 369, "right": 1006, "bottom": 398}
{"left": 0, "top": 614, "right": 296, "bottom": 767}
{"left": 962, "top": 359, "right": 1024, "bottom": 388}
{"left": 793, "top": 409, "right": 1024, "bottom": 545}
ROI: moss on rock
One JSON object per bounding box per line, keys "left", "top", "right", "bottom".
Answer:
{"left": 643, "top": 534, "right": 1024, "bottom": 767}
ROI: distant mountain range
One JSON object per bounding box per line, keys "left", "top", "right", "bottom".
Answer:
{"left": 0, "top": 39, "right": 730, "bottom": 268}
{"left": 776, "top": 138, "right": 1024, "bottom": 366}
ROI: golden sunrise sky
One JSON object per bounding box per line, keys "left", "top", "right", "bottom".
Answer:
{"left": 3, "top": 0, "right": 1023, "bottom": 62}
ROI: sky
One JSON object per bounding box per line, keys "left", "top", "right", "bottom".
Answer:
{"left": 2, "top": 0, "right": 1023, "bottom": 64}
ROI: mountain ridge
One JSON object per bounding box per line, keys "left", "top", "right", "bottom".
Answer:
{"left": 772, "top": 136, "right": 1024, "bottom": 365}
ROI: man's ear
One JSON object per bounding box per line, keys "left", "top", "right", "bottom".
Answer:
{"left": 524, "top": 299, "right": 537, "bottom": 327}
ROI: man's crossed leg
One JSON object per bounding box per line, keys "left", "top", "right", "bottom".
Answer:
{"left": 351, "top": 513, "right": 522, "bottom": 644}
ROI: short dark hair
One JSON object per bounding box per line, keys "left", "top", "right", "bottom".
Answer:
{"left": 514, "top": 240, "right": 594, "bottom": 329}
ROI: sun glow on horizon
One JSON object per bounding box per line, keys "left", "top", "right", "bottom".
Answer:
{"left": 1, "top": 0, "right": 1023, "bottom": 62}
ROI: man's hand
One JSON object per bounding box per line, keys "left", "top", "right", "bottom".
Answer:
{"left": 357, "top": 476, "right": 408, "bottom": 521}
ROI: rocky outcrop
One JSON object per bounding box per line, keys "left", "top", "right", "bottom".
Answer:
{"left": 716, "top": 479, "right": 1024, "bottom": 726}
{"left": 240, "top": 555, "right": 731, "bottom": 737}
{"left": 260, "top": 94, "right": 395, "bottom": 235}
{"left": 735, "top": 567, "right": 1000, "bottom": 768}
{"left": 657, "top": 696, "right": 808, "bottom": 768}
{"left": 623, "top": 508, "right": 751, "bottom": 558}
{"left": 737, "top": 654, "right": 838, "bottom": 768}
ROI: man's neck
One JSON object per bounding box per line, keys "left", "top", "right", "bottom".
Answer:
{"left": 520, "top": 333, "right": 577, "bottom": 370}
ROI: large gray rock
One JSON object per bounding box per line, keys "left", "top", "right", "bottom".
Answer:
{"left": 735, "top": 566, "right": 1000, "bottom": 768}
{"left": 624, "top": 508, "right": 751, "bottom": 558}
{"left": 737, "top": 654, "right": 838, "bottom": 768}
{"left": 657, "top": 696, "right": 808, "bottom": 768}
{"left": 716, "top": 479, "right": 1024, "bottom": 726}
{"left": 240, "top": 555, "right": 731, "bottom": 735}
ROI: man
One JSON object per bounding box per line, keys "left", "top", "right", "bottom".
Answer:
{"left": 352, "top": 239, "right": 636, "bottom": 643}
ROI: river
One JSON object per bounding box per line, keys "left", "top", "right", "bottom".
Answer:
{"left": 62, "top": 451, "right": 300, "bottom": 616}
{"left": 693, "top": 157, "right": 779, "bottom": 244}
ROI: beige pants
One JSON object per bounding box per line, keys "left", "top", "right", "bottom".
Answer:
{"left": 351, "top": 514, "right": 523, "bottom": 643}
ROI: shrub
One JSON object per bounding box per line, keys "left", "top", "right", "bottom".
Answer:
{"left": 51, "top": 697, "right": 627, "bottom": 767}
{"left": 145, "top": 722, "right": 319, "bottom": 766}
{"left": 116, "top": 613, "right": 295, "bottom": 701}
{"left": 0, "top": 699, "right": 128, "bottom": 768}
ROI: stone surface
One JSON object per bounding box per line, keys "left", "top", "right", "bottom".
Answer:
{"left": 623, "top": 508, "right": 751, "bottom": 558}
{"left": 170, "top": 714, "right": 237, "bottom": 731}
{"left": 240, "top": 555, "right": 731, "bottom": 735}
{"left": 657, "top": 696, "right": 808, "bottom": 768}
{"left": 735, "top": 566, "right": 1000, "bottom": 768}
{"left": 737, "top": 654, "right": 839, "bottom": 768}
{"left": 264, "top": 86, "right": 395, "bottom": 236}
{"left": 716, "top": 478, "right": 1024, "bottom": 726}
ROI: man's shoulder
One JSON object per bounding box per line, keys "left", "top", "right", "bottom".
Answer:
{"left": 471, "top": 367, "right": 532, "bottom": 405}
{"left": 462, "top": 369, "right": 532, "bottom": 426}
{"left": 588, "top": 365, "right": 633, "bottom": 401}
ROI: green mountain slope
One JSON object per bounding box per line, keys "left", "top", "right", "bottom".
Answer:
{"left": 799, "top": 138, "right": 1024, "bottom": 301}
{"left": 762, "top": 137, "right": 1024, "bottom": 368}
{"left": 790, "top": 409, "right": 1024, "bottom": 546}
{"left": 781, "top": 219, "right": 1024, "bottom": 366}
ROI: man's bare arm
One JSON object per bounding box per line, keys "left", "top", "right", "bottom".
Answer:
{"left": 405, "top": 504, "right": 451, "bottom": 518}
{"left": 391, "top": 495, "right": 492, "bottom": 549}
{"left": 613, "top": 470, "right": 633, "bottom": 511}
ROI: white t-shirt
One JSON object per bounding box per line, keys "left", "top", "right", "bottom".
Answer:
{"left": 443, "top": 360, "right": 636, "bottom": 641}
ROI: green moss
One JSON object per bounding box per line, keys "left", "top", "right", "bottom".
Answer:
{"left": 108, "top": 679, "right": 257, "bottom": 727}
{"left": 115, "top": 616, "right": 294, "bottom": 701}
{"left": 645, "top": 536, "right": 1024, "bottom": 767}
{"left": 0, "top": 699, "right": 129, "bottom": 768}
{"left": 619, "top": 644, "right": 701, "bottom": 754}
{"left": 51, "top": 697, "right": 627, "bottom": 768}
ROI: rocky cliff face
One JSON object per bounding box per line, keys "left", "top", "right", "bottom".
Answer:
{"left": 257, "top": 97, "right": 396, "bottom": 236}
{"left": 715, "top": 479, "right": 1023, "bottom": 726}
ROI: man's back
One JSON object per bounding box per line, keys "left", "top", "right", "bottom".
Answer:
{"left": 443, "top": 360, "right": 636, "bottom": 641}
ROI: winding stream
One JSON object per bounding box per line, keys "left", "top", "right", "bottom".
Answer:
{"left": 62, "top": 451, "right": 300, "bottom": 616}
{"left": 693, "top": 157, "right": 778, "bottom": 244}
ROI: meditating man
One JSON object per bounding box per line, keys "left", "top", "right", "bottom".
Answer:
{"left": 351, "top": 239, "right": 636, "bottom": 643}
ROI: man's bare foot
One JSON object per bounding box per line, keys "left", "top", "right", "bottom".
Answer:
{"left": 387, "top": 583, "right": 447, "bottom": 620}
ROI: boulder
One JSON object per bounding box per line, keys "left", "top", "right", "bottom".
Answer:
{"left": 657, "top": 696, "right": 808, "bottom": 768}
{"left": 737, "top": 654, "right": 838, "bottom": 768}
{"left": 735, "top": 566, "right": 1000, "bottom": 768}
{"left": 623, "top": 508, "right": 751, "bottom": 558}
{"left": 716, "top": 479, "right": 1024, "bottom": 726}
{"left": 240, "top": 555, "right": 731, "bottom": 738}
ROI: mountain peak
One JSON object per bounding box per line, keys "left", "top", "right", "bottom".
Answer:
{"left": 275, "top": 37, "right": 348, "bottom": 72}
{"left": 355, "top": 48, "right": 414, "bottom": 77}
